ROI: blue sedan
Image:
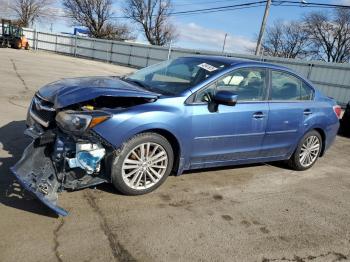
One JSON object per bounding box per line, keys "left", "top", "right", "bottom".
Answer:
{"left": 12, "top": 56, "right": 340, "bottom": 215}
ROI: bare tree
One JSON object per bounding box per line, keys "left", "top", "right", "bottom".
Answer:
{"left": 303, "top": 9, "right": 350, "bottom": 63}
{"left": 262, "top": 20, "right": 309, "bottom": 58}
{"left": 62, "top": 0, "right": 134, "bottom": 40}
{"left": 123, "top": 0, "right": 177, "bottom": 46}
{"left": 9, "top": 0, "right": 56, "bottom": 27}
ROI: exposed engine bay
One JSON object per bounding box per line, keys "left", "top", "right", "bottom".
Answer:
{"left": 12, "top": 115, "right": 114, "bottom": 216}
{"left": 12, "top": 81, "right": 158, "bottom": 216}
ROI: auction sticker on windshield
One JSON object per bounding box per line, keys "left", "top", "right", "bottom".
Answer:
{"left": 197, "top": 63, "right": 218, "bottom": 72}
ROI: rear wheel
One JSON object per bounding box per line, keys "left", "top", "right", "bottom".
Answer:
{"left": 111, "top": 133, "right": 174, "bottom": 195}
{"left": 287, "top": 130, "right": 322, "bottom": 171}
{"left": 25, "top": 42, "right": 30, "bottom": 50}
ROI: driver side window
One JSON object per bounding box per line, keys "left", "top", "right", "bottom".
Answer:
{"left": 194, "top": 68, "right": 267, "bottom": 103}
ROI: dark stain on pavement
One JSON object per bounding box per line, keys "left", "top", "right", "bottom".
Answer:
{"left": 221, "top": 215, "right": 233, "bottom": 221}
{"left": 241, "top": 220, "right": 251, "bottom": 227}
{"left": 169, "top": 199, "right": 192, "bottom": 207}
{"left": 213, "top": 194, "right": 223, "bottom": 200}
{"left": 10, "top": 59, "right": 29, "bottom": 91}
{"left": 84, "top": 190, "right": 136, "bottom": 262}
{"left": 262, "top": 251, "right": 349, "bottom": 262}
{"left": 53, "top": 218, "right": 64, "bottom": 262}
{"left": 260, "top": 227, "right": 270, "bottom": 234}
{"left": 159, "top": 193, "right": 171, "bottom": 202}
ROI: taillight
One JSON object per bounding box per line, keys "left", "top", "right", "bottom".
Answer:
{"left": 333, "top": 105, "right": 342, "bottom": 119}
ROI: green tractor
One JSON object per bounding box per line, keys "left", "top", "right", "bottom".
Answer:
{"left": 0, "top": 19, "right": 30, "bottom": 50}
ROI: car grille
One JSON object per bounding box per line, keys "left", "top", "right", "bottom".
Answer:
{"left": 30, "top": 95, "right": 56, "bottom": 127}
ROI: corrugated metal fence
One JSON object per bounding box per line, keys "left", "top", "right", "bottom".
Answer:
{"left": 22, "top": 28, "right": 350, "bottom": 105}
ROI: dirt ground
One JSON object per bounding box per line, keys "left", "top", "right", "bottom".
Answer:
{"left": 0, "top": 49, "right": 350, "bottom": 262}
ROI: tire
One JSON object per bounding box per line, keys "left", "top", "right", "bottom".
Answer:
{"left": 16, "top": 40, "right": 22, "bottom": 49}
{"left": 25, "top": 43, "right": 30, "bottom": 50}
{"left": 111, "top": 132, "right": 174, "bottom": 195}
{"left": 287, "top": 130, "right": 322, "bottom": 171}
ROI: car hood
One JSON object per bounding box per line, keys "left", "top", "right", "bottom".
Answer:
{"left": 38, "top": 76, "right": 159, "bottom": 109}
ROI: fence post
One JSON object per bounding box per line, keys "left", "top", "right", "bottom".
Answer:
{"left": 146, "top": 46, "right": 150, "bottom": 66}
{"left": 55, "top": 34, "right": 58, "bottom": 53}
{"left": 307, "top": 63, "right": 314, "bottom": 79}
{"left": 106, "top": 41, "right": 109, "bottom": 62}
{"left": 167, "top": 40, "right": 172, "bottom": 60}
{"left": 74, "top": 35, "right": 77, "bottom": 56}
{"left": 92, "top": 39, "right": 95, "bottom": 59}
{"left": 35, "top": 31, "right": 39, "bottom": 50}
{"left": 109, "top": 41, "right": 114, "bottom": 63}
{"left": 127, "top": 44, "right": 132, "bottom": 66}
{"left": 33, "top": 29, "right": 37, "bottom": 51}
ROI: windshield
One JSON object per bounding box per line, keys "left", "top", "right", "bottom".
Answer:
{"left": 125, "top": 57, "right": 229, "bottom": 96}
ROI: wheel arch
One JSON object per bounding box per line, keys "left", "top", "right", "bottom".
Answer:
{"left": 312, "top": 127, "right": 326, "bottom": 157}
{"left": 136, "top": 128, "right": 182, "bottom": 175}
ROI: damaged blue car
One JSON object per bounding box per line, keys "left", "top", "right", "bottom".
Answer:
{"left": 11, "top": 56, "right": 340, "bottom": 216}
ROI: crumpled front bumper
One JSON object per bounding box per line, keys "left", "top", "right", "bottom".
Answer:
{"left": 10, "top": 142, "right": 68, "bottom": 216}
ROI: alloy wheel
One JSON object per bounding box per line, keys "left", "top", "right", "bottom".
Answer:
{"left": 299, "top": 135, "right": 321, "bottom": 168}
{"left": 121, "top": 142, "right": 168, "bottom": 190}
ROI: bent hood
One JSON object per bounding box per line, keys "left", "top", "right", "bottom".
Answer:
{"left": 38, "top": 76, "right": 159, "bottom": 109}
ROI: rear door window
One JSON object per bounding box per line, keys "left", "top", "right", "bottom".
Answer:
{"left": 270, "top": 71, "right": 313, "bottom": 101}
{"left": 300, "top": 82, "right": 313, "bottom": 100}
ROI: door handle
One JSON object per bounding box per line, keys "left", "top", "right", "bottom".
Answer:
{"left": 304, "top": 109, "right": 312, "bottom": 116}
{"left": 253, "top": 112, "right": 265, "bottom": 119}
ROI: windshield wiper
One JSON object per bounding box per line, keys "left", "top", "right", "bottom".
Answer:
{"left": 121, "top": 78, "right": 170, "bottom": 95}
{"left": 122, "top": 78, "right": 149, "bottom": 89}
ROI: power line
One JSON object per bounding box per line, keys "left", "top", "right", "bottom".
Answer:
{"left": 272, "top": 1, "right": 350, "bottom": 9}
{"left": 173, "top": 0, "right": 246, "bottom": 7}
{"left": 111, "top": 1, "right": 267, "bottom": 18}
{"left": 110, "top": 1, "right": 350, "bottom": 19}
{"left": 171, "top": 2, "right": 266, "bottom": 17}
{"left": 172, "top": 0, "right": 267, "bottom": 15}
{"left": 3, "top": 1, "right": 347, "bottom": 21}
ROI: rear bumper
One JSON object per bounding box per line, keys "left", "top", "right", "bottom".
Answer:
{"left": 324, "top": 121, "right": 340, "bottom": 153}
{"left": 10, "top": 142, "right": 68, "bottom": 216}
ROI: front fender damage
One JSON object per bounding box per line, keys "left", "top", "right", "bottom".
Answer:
{"left": 11, "top": 128, "right": 110, "bottom": 216}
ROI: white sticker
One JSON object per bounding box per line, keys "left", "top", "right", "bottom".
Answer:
{"left": 197, "top": 63, "right": 218, "bottom": 72}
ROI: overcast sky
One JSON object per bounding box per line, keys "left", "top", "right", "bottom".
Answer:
{"left": 3, "top": 0, "right": 350, "bottom": 54}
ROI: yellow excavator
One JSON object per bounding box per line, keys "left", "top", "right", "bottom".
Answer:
{"left": 0, "top": 19, "right": 30, "bottom": 50}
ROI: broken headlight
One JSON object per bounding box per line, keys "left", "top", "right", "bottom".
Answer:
{"left": 56, "top": 111, "right": 110, "bottom": 133}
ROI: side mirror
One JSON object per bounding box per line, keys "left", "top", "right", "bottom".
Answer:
{"left": 213, "top": 91, "right": 238, "bottom": 106}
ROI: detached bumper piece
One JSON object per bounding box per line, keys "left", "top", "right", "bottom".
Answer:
{"left": 10, "top": 142, "right": 69, "bottom": 216}
{"left": 11, "top": 128, "right": 109, "bottom": 216}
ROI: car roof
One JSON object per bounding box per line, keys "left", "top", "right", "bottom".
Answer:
{"left": 182, "top": 55, "right": 290, "bottom": 71}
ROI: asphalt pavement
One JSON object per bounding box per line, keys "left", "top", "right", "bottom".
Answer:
{"left": 0, "top": 49, "right": 349, "bottom": 262}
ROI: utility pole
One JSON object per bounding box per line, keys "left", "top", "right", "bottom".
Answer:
{"left": 222, "top": 33, "right": 227, "bottom": 53}
{"left": 255, "top": 0, "right": 272, "bottom": 56}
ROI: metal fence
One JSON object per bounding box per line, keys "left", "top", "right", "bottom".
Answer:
{"left": 22, "top": 28, "right": 350, "bottom": 105}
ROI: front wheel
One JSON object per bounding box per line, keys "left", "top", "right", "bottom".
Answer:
{"left": 287, "top": 130, "right": 322, "bottom": 171}
{"left": 111, "top": 133, "right": 174, "bottom": 195}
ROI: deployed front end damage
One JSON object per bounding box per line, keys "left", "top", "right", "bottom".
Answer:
{"left": 11, "top": 126, "right": 110, "bottom": 216}
{"left": 11, "top": 77, "right": 159, "bottom": 215}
